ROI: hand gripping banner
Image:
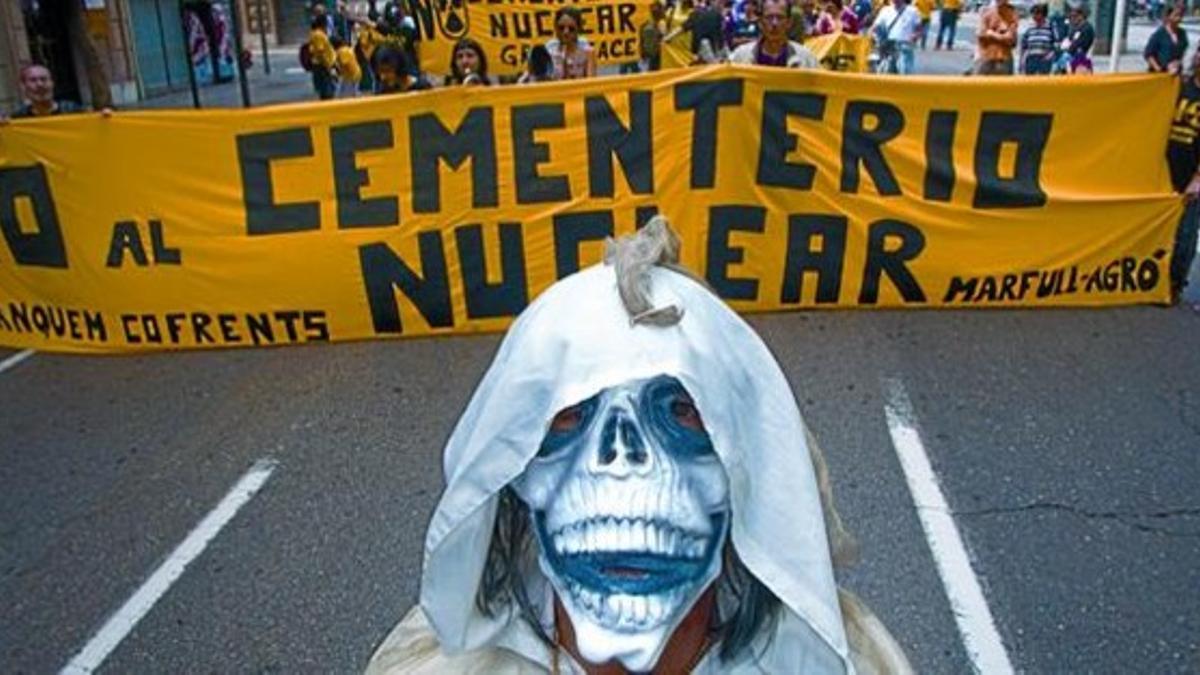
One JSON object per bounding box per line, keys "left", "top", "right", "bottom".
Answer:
{"left": 0, "top": 66, "right": 1182, "bottom": 353}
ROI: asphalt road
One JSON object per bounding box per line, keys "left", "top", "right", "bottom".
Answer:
{"left": 1, "top": 270, "right": 1198, "bottom": 673}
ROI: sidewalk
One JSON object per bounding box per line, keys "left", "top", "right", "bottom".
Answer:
{"left": 133, "top": 45, "right": 315, "bottom": 110}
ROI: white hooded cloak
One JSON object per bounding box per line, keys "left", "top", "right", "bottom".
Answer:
{"left": 366, "top": 243, "right": 912, "bottom": 674}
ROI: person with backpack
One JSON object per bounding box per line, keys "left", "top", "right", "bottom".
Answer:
{"left": 871, "top": 0, "right": 922, "bottom": 74}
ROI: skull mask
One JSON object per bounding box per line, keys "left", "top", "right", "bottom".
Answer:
{"left": 511, "top": 374, "right": 730, "bottom": 671}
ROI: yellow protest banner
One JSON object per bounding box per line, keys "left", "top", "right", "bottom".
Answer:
{"left": 409, "top": 0, "right": 650, "bottom": 76}
{"left": 660, "top": 4, "right": 693, "bottom": 69}
{"left": 0, "top": 67, "right": 1181, "bottom": 353}
{"left": 806, "top": 33, "right": 872, "bottom": 72}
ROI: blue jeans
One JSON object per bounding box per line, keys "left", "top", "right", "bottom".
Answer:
{"left": 897, "top": 42, "right": 915, "bottom": 74}
{"left": 937, "top": 9, "right": 959, "bottom": 47}
{"left": 312, "top": 67, "right": 335, "bottom": 100}
{"left": 1172, "top": 199, "right": 1200, "bottom": 292}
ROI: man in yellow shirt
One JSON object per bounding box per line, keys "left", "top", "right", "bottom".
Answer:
{"left": 915, "top": 0, "right": 934, "bottom": 48}
{"left": 935, "top": 0, "right": 961, "bottom": 49}
{"left": 308, "top": 18, "right": 336, "bottom": 100}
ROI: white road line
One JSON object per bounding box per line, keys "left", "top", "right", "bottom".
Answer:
{"left": 0, "top": 348, "right": 34, "bottom": 374}
{"left": 60, "top": 458, "right": 278, "bottom": 675}
{"left": 883, "top": 379, "right": 1015, "bottom": 675}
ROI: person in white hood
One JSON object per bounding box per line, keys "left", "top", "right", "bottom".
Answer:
{"left": 366, "top": 218, "right": 912, "bottom": 674}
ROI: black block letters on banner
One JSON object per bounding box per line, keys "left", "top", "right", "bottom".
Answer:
{"left": 238, "top": 128, "right": 321, "bottom": 235}
{"left": 0, "top": 164, "right": 68, "bottom": 268}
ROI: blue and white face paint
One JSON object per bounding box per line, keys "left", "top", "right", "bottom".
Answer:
{"left": 511, "top": 375, "right": 730, "bottom": 671}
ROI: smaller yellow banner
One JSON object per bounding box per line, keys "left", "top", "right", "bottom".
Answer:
{"left": 410, "top": 0, "right": 651, "bottom": 76}
{"left": 806, "top": 33, "right": 872, "bottom": 72}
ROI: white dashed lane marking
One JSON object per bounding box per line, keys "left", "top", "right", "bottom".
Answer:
{"left": 884, "top": 379, "right": 1015, "bottom": 675}
{"left": 60, "top": 458, "right": 278, "bottom": 674}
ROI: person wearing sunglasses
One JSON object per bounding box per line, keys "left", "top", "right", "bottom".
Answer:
{"left": 546, "top": 6, "right": 597, "bottom": 79}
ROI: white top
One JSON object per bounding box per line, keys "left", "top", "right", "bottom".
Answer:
{"left": 728, "top": 40, "right": 821, "bottom": 68}
{"left": 872, "top": 3, "right": 922, "bottom": 43}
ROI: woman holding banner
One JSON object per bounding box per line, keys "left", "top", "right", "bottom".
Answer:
{"left": 546, "top": 7, "right": 598, "bottom": 79}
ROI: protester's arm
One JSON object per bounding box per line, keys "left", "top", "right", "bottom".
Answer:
{"left": 977, "top": 10, "right": 998, "bottom": 41}
{"left": 1001, "top": 17, "right": 1018, "bottom": 45}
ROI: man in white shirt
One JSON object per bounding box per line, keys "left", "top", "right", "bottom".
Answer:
{"left": 871, "top": 0, "right": 922, "bottom": 74}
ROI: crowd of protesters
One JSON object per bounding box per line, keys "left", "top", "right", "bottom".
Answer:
{"left": 303, "top": 0, "right": 893, "bottom": 95}
{"left": 295, "top": 0, "right": 1113, "bottom": 86}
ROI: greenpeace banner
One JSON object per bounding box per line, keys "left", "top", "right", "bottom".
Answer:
{"left": 0, "top": 66, "right": 1181, "bottom": 353}
{"left": 410, "top": 0, "right": 650, "bottom": 76}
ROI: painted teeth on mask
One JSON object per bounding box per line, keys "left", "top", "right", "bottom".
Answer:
{"left": 551, "top": 518, "right": 708, "bottom": 558}
{"left": 569, "top": 588, "right": 682, "bottom": 630}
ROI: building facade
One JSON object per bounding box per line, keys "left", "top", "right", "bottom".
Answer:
{"left": 1, "top": 0, "right": 373, "bottom": 110}
{"left": 2, "top": 0, "right": 139, "bottom": 113}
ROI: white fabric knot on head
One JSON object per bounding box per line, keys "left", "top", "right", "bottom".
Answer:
{"left": 603, "top": 216, "right": 693, "bottom": 327}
